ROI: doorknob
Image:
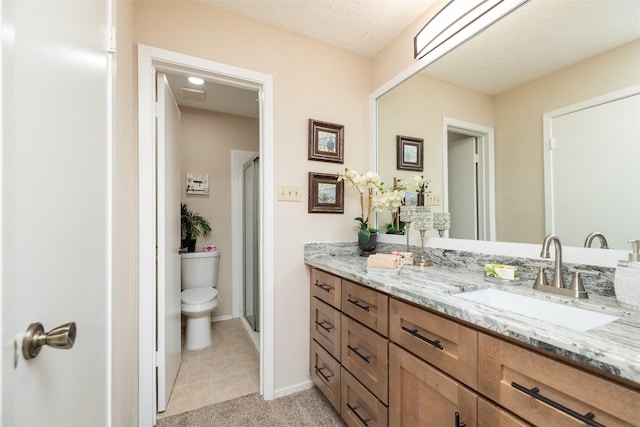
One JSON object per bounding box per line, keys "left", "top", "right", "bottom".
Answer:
{"left": 22, "top": 322, "right": 77, "bottom": 360}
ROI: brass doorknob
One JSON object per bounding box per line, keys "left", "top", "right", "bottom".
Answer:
{"left": 22, "top": 322, "right": 77, "bottom": 360}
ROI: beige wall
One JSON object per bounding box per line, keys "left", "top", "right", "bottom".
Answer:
{"left": 180, "top": 107, "right": 259, "bottom": 317}
{"left": 133, "top": 0, "right": 372, "bottom": 395}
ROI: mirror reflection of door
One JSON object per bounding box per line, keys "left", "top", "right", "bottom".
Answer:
{"left": 448, "top": 132, "right": 478, "bottom": 239}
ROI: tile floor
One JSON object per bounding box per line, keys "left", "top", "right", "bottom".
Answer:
{"left": 157, "top": 318, "right": 260, "bottom": 419}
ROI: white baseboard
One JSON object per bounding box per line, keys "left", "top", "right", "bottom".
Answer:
{"left": 273, "top": 380, "right": 314, "bottom": 399}
{"left": 211, "top": 314, "right": 233, "bottom": 322}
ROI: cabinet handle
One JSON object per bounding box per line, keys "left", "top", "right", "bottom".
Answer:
{"left": 314, "top": 282, "right": 332, "bottom": 292}
{"left": 454, "top": 411, "right": 467, "bottom": 427}
{"left": 511, "top": 382, "right": 605, "bottom": 427}
{"left": 314, "top": 320, "right": 333, "bottom": 333}
{"left": 347, "top": 298, "right": 370, "bottom": 312}
{"left": 346, "top": 403, "right": 370, "bottom": 426}
{"left": 401, "top": 326, "right": 444, "bottom": 350}
{"left": 314, "top": 365, "right": 333, "bottom": 382}
{"left": 347, "top": 344, "right": 371, "bottom": 364}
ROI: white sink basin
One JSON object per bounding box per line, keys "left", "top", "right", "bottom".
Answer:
{"left": 454, "top": 288, "right": 618, "bottom": 331}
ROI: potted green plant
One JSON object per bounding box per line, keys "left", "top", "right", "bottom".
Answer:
{"left": 181, "top": 203, "right": 212, "bottom": 252}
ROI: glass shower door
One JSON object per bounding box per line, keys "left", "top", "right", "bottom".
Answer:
{"left": 243, "top": 155, "right": 260, "bottom": 332}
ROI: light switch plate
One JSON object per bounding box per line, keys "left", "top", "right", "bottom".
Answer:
{"left": 427, "top": 193, "right": 441, "bottom": 206}
{"left": 278, "top": 185, "right": 301, "bottom": 202}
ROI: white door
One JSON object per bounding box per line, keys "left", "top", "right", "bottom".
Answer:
{"left": 156, "top": 73, "right": 182, "bottom": 412}
{"left": 448, "top": 136, "right": 477, "bottom": 239}
{"left": 1, "top": 0, "right": 111, "bottom": 425}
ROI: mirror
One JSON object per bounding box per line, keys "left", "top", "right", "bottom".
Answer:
{"left": 376, "top": 0, "right": 640, "bottom": 249}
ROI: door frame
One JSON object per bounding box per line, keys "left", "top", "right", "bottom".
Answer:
{"left": 137, "top": 44, "right": 275, "bottom": 427}
{"left": 442, "top": 117, "right": 496, "bottom": 241}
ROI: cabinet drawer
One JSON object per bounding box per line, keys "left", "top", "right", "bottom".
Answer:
{"left": 342, "top": 314, "right": 389, "bottom": 404}
{"left": 342, "top": 280, "right": 388, "bottom": 336}
{"left": 311, "top": 269, "right": 342, "bottom": 309}
{"left": 310, "top": 339, "right": 341, "bottom": 412}
{"left": 311, "top": 297, "right": 341, "bottom": 361}
{"left": 479, "top": 333, "right": 640, "bottom": 427}
{"left": 389, "top": 343, "right": 478, "bottom": 427}
{"left": 390, "top": 298, "right": 478, "bottom": 389}
{"left": 478, "top": 398, "right": 532, "bottom": 426}
{"left": 341, "top": 367, "right": 388, "bottom": 427}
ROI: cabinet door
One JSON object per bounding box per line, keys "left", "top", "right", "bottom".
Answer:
{"left": 478, "top": 398, "right": 532, "bottom": 426}
{"left": 389, "top": 343, "right": 478, "bottom": 427}
{"left": 342, "top": 314, "right": 389, "bottom": 403}
{"left": 479, "top": 333, "right": 640, "bottom": 426}
{"left": 310, "top": 339, "right": 341, "bottom": 412}
{"left": 311, "top": 268, "right": 342, "bottom": 309}
{"left": 342, "top": 367, "right": 388, "bottom": 427}
{"left": 342, "top": 280, "right": 389, "bottom": 336}
{"left": 311, "top": 296, "right": 342, "bottom": 360}
{"left": 390, "top": 298, "right": 478, "bottom": 389}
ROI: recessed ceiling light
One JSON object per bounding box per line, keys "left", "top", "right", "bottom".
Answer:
{"left": 188, "top": 76, "right": 205, "bottom": 85}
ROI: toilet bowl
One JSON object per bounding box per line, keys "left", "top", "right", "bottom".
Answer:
{"left": 180, "top": 250, "right": 221, "bottom": 350}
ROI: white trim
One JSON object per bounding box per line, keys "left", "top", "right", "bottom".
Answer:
{"left": 273, "top": 380, "right": 314, "bottom": 399}
{"left": 443, "top": 117, "right": 496, "bottom": 241}
{"left": 137, "top": 44, "right": 276, "bottom": 427}
{"left": 543, "top": 84, "right": 640, "bottom": 237}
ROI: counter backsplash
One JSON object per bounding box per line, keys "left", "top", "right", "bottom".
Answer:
{"left": 304, "top": 242, "right": 616, "bottom": 298}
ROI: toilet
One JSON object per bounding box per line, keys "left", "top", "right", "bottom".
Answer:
{"left": 180, "top": 250, "right": 221, "bottom": 350}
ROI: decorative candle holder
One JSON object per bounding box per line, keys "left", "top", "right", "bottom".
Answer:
{"left": 399, "top": 205, "right": 416, "bottom": 253}
{"left": 413, "top": 206, "right": 433, "bottom": 267}
{"left": 433, "top": 212, "right": 451, "bottom": 237}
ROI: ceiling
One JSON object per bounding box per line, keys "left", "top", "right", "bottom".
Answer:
{"left": 167, "top": 0, "right": 640, "bottom": 115}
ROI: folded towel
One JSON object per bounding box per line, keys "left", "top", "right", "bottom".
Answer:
{"left": 367, "top": 253, "right": 401, "bottom": 270}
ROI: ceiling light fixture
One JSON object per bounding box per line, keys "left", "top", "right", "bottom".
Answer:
{"left": 188, "top": 76, "right": 205, "bottom": 85}
{"left": 414, "top": 0, "right": 528, "bottom": 61}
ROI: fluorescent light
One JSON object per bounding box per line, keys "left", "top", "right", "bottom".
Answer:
{"left": 414, "top": 0, "right": 528, "bottom": 60}
{"left": 187, "top": 76, "right": 205, "bottom": 85}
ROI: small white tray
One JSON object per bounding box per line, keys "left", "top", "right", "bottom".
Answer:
{"left": 367, "top": 267, "right": 401, "bottom": 275}
{"left": 484, "top": 276, "right": 520, "bottom": 285}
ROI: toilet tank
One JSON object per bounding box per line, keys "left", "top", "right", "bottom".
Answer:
{"left": 180, "top": 251, "right": 221, "bottom": 289}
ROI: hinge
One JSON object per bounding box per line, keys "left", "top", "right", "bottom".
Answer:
{"left": 155, "top": 102, "right": 163, "bottom": 118}
{"left": 474, "top": 153, "right": 480, "bottom": 163}
{"left": 108, "top": 27, "right": 116, "bottom": 54}
{"left": 549, "top": 137, "right": 555, "bottom": 150}
{"left": 155, "top": 351, "right": 164, "bottom": 367}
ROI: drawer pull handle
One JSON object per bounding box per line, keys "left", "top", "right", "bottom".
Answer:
{"left": 347, "top": 298, "right": 370, "bottom": 312}
{"left": 401, "top": 326, "right": 444, "bottom": 350}
{"left": 511, "top": 382, "right": 605, "bottom": 427}
{"left": 454, "top": 411, "right": 467, "bottom": 427}
{"left": 314, "top": 365, "right": 333, "bottom": 382}
{"left": 347, "top": 344, "right": 371, "bottom": 364}
{"left": 314, "top": 320, "right": 333, "bottom": 333}
{"left": 346, "top": 403, "right": 370, "bottom": 426}
{"left": 314, "top": 282, "right": 332, "bottom": 292}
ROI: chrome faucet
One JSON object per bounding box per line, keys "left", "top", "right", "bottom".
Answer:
{"left": 584, "top": 232, "right": 609, "bottom": 249}
{"left": 540, "top": 234, "right": 565, "bottom": 289}
{"left": 536, "top": 234, "right": 590, "bottom": 299}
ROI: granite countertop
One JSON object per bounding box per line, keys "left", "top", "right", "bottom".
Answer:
{"left": 304, "top": 243, "right": 640, "bottom": 388}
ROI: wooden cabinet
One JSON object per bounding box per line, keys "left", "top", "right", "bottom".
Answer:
{"left": 342, "top": 367, "right": 389, "bottom": 427}
{"left": 477, "top": 398, "right": 532, "bottom": 427}
{"left": 343, "top": 280, "right": 389, "bottom": 336}
{"left": 389, "top": 343, "right": 478, "bottom": 426}
{"left": 390, "top": 298, "right": 477, "bottom": 389}
{"left": 479, "top": 333, "right": 640, "bottom": 427}
{"left": 342, "top": 314, "right": 389, "bottom": 403}
{"left": 310, "top": 269, "right": 389, "bottom": 425}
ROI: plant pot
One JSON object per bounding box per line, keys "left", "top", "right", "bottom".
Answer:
{"left": 357, "top": 230, "right": 377, "bottom": 257}
{"left": 181, "top": 239, "right": 196, "bottom": 253}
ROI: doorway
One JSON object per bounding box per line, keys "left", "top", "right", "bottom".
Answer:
{"left": 443, "top": 117, "right": 496, "bottom": 241}
{"left": 138, "top": 45, "right": 275, "bottom": 427}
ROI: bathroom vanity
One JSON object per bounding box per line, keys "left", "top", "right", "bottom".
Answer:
{"left": 306, "top": 243, "right": 640, "bottom": 427}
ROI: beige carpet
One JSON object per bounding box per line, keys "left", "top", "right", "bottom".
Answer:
{"left": 156, "top": 387, "right": 346, "bottom": 427}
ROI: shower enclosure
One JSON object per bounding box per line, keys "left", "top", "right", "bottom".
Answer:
{"left": 243, "top": 154, "right": 260, "bottom": 332}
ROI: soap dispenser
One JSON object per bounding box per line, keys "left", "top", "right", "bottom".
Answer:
{"left": 613, "top": 239, "right": 640, "bottom": 310}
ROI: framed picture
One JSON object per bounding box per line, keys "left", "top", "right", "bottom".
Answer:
{"left": 308, "top": 119, "right": 344, "bottom": 163}
{"left": 308, "top": 172, "right": 344, "bottom": 213}
{"left": 397, "top": 135, "right": 424, "bottom": 171}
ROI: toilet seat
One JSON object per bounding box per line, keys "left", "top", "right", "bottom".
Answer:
{"left": 181, "top": 288, "right": 218, "bottom": 305}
